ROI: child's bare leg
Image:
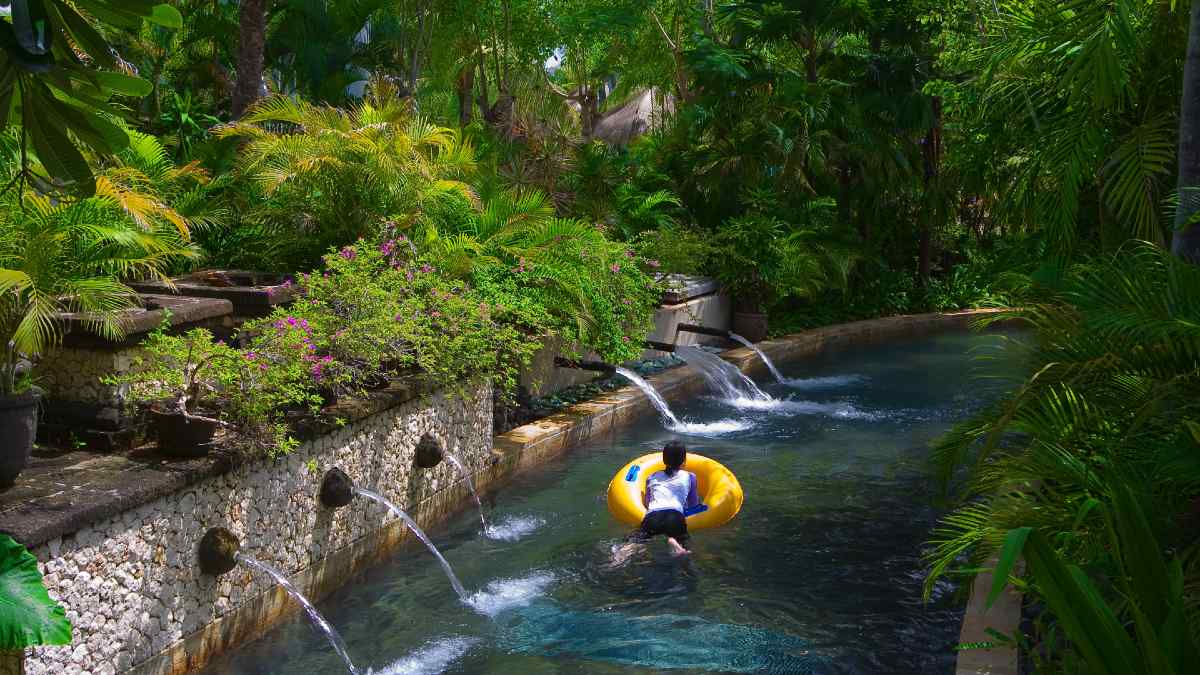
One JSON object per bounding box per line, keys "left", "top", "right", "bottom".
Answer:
{"left": 666, "top": 537, "right": 690, "bottom": 557}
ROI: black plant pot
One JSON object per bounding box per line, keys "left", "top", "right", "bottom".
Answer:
{"left": 0, "top": 391, "right": 39, "bottom": 488}
{"left": 151, "top": 409, "right": 218, "bottom": 458}
{"left": 732, "top": 311, "right": 769, "bottom": 343}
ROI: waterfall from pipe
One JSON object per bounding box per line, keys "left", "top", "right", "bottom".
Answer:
{"left": 442, "top": 452, "right": 487, "bottom": 532}
{"left": 613, "top": 367, "right": 681, "bottom": 427}
{"left": 353, "top": 487, "right": 467, "bottom": 600}
{"left": 235, "top": 552, "right": 359, "bottom": 674}
{"left": 728, "top": 333, "right": 785, "bottom": 384}
{"left": 675, "top": 346, "right": 772, "bottom": 402}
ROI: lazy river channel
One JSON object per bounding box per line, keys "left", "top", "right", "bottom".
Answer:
{"left": 202, "top": 329, "right": 1021, "bottom": 675}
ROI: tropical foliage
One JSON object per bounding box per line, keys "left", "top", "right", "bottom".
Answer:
{"left": 0, "top": 534, "right": 71, "bottom": 650}
{"left": 927, "top": 243, "right": 1200, "bottom": 670}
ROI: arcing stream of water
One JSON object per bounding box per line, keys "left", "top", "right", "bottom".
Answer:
{"left": 728, "top": 332, "right": 786, "bottom": 383}
{"left": 442, "top": 452, "right": 487, "bottom": 532}
{"left": 675, "top": 346, "right": 773, "bottom": 402}
{"left": 613, "top": 366, "right": 681, "bottom": 426}
{"left": 353, "top": 487, "right": 468, "bottom": 599}
{"left": 235, "top": 552, "right": 359, "bottom": 675}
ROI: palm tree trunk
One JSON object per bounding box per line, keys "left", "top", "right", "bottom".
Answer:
{"left": 231, "top": 0, "right": 269, "bottom": 119}
{"left": 1173, "top": 0, "right": 1200, "bottom": 261}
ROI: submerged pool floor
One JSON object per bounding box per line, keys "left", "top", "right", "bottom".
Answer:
{"left": 202, "top": 330, "right": 1020, "bottom": 675}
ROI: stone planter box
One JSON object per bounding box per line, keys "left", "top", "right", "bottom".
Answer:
{"left": 36, "top": 295, "right": 234, "bottom": 451}
{"left": 128, "top": 270, "right": 298, "bottom": 323}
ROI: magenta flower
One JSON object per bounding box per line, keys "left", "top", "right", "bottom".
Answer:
{"left": 339, "top": 247, "right": 357, "bottom": 260}
{"left": 648, "top": 259, "right": 661, "bottom": 268}
{"left": 244, "top": 351, "right": 257, "bottom": 361}
{"left": 430, "top": 310, "right": 442, "bottom": 318}
{"left": 405, "top": 270, "right": 415, "bottom": 282}
{"left": 420, "top": 264, "right": 434, "bottom": 274}
{"left": 610, "top": 263, "right": 621, "bottom": 273}
{"left": 624, "top": 249, "right": 635, "bottom": 258}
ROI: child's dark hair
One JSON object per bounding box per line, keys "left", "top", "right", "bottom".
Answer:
{"left": 663, "top": 441, "right": 687, "bottom": 476}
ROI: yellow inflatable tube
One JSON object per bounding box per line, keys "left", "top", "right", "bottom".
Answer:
{"left": 607, "top": 453, "right": 743, "bottom": 530}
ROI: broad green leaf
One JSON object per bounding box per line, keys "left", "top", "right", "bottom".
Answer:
{"left": 0, "top": 534, "right": 71, "bottom": 649}
{"left": 23, "top": 81, "right": 94, "bottom": 193}
{"left": 94, "top": 72, "right": 152, "bottom": 97}
{"left": 1111, "top": 485, "right": 1170, "bottom": 625}
{"left": 146, "top": 4, "right": 183, "bottom": 29}
{"left": 986, "top": 526, "right": 1030, "bottom": 610}
{"left": 1024, "top": 532, "right": 1140, "bottom": 675}
{"left": 48, "top": 3, "right": 115, "bottom": 68}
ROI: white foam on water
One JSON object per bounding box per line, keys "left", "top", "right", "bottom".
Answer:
{"left": 670, "top": 419, "right": 752, "bottom": 435}
{"left": 466, "top": 571, "right": 558, "bottom": 618}
{"left": 727, "top": 397, "right": 878, "bottom": 420}
{"left": 372, "top": 637, "right": 477, "bottom": 675}
{"left": 484, "top": 515, "right": 546, "bottom": 542}
{"left": 782, "top": 374, "right": 868, "bottom": 390}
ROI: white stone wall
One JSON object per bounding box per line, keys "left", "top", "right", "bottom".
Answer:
{"left": 21, "top": 382, "right": 492, "bottom": 675}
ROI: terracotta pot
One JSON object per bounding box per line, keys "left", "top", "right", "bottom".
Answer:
{"left": 151, "top": 409, "right": 218, "bottom": 457}
{"left": 0, "top": 391, "right": 39, "bottom": 488}
{"left": 731, "top": 311, "right": 769, "bottom": 343}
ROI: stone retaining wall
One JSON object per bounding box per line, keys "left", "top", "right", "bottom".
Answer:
{"left": 17, "top": 382, "right": 492, "bottom": 675}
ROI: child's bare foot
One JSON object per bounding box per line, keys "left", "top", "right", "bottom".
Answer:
{"left": 667, "top": 537, "right": 690, "bottom": 557}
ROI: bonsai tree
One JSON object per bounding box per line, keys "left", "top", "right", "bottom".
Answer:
{"left": 108, "top": 323, "right": 319, "bottom": 457}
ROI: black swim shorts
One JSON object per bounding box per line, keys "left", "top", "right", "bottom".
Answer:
{"left": 632, "top": 509, "right": 689, "bottom": 543}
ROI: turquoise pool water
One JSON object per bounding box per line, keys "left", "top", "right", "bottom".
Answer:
{"left": 203, "top": 329, "right": 1019, "bottom": 674}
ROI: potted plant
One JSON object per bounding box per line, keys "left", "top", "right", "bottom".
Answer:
{"left": 710, "top": 214, "right": 857, "bottom": 342}
{"left": 109, "top": 322, "right": 319, "bottom": 458}
{"left": 106, "top": 326, "right": 237, "bottom": 456}
{"left": 0, "top": 342, "right": 39, "bottom": 488}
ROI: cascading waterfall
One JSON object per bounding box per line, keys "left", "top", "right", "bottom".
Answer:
{"left": 235, "top": 552, "right": 359, "bottom": 675}
{"left": 728, "top": 333, "right": 786, "bottom": 384}
{"left": 353, "top": 487, "right": 467, "bottom": 600}
{"left": 675, "top": 346, "right": 773, "bottom": 402}
{"left": 442, "top": 452, "right": 487, "bottom": 532}
{"left": 614, "top": 367, "right": 682, "bottom": 427}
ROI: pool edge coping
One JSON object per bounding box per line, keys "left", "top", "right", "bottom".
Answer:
{"left": 493, "top": 307, "right": 1021, "bottom": 675}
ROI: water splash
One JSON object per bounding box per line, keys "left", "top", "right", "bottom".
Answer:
{"left": 671, "top": 419, "right": 752, "bottom": 435}
{"left": 614, "top": 367, "right": 749, "bottom": 435}
{"left": 729, "top": 332, "right": 787, "bottom": 384}
{"left": 442, "top": 451, "right": 487, "bottom": 531}
{"left": 484, "top": 515, "right": 546, "bottom": 542}
{"left": 783, "top": 374, "right": 868, "bottom": 390}
{"left": 676, "top": 346, "right": 772, "bottom": 402}
{"left": 727, "top": 397, "right": 878, "bottom": 419}
{"left": 614, "top": 366, "right": 681, "bottom": 426}
{"left": 465, "top": 571, "right": 557, "bottom": 617}
{"left": 353, "top": 487, "right": 467, "bottom": 600}
{"left": 370, "top": 637, "right": 477, "bottom": 675}
{"left": 235, "top": 552, "right": 358, "bottom": 675}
